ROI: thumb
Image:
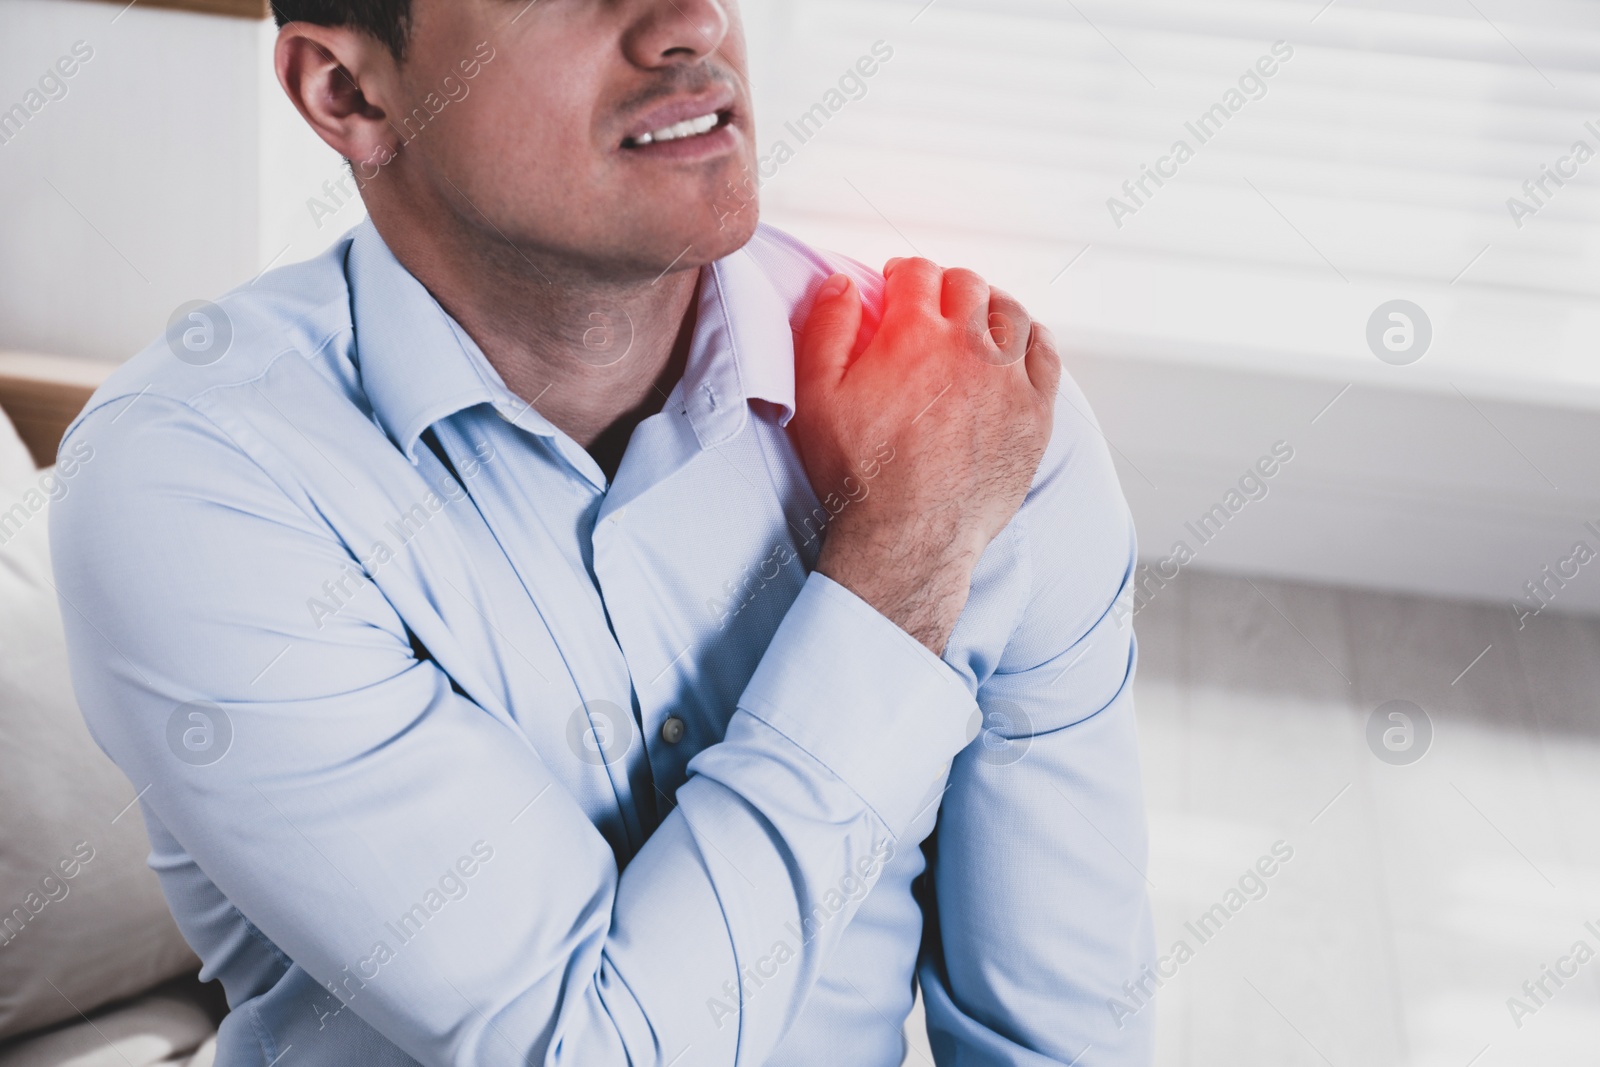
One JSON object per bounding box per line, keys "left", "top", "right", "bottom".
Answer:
{"left": 797, "top": 274, "right": 862, "bottom": 394}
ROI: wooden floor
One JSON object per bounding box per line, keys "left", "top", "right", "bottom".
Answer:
{"left": 904, "top": 567, "right": 1600, "bottom": 1066}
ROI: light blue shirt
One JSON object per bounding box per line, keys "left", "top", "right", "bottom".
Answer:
{"left": 51, "top": 220, "right": 1154, "bottom": 1067}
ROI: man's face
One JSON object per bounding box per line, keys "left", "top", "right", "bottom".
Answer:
{"left": 390, "top": 0, "right": 759, "bottom": 280}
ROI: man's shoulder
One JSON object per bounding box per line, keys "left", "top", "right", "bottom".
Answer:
{"left": 61, "top": 232, "right": 363, "bottom": 459}
{"left": 743, "top": 225, "right": 1133, "bottom": 640}
{"left": 748, "top": 227, "right": 1123, "bottom": 506}
{"left": 739, "top": 224, "right": 888, "bottom": 329}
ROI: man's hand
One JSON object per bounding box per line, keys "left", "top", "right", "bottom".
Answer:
{"left": 790, "top": 258, "right": 1061, "bottom": 655}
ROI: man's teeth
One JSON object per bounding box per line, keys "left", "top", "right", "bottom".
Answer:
{"left": 630, "top": 112, "right": 721, "bottom": 146}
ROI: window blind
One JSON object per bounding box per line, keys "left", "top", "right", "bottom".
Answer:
{"left": 744, "top": 0, "right": 1600, "bottom": 405}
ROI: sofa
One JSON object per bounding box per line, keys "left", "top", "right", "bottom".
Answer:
{"left": 0, "top": 354, "right": 226, "bottom": 1067}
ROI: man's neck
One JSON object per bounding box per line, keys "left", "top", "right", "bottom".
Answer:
{"left": 371, "top": 204, "right": 702, "bottom": 477}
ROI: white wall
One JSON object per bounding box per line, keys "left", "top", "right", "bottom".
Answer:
{"left": 1075, "top": 353, "right": 1600, "bottom": 616}
{"left": 0, "top": 0, "right": 349, "bottom": 362}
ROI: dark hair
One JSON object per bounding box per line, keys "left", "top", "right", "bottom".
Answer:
{"left": 271, "top": 0, "right": 413, "bottom": 60}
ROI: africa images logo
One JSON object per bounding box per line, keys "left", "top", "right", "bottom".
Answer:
{"left": 1365, "top": 700, "right": 1432, "bottom": 766}
{"left": 165, "top": 301, "right": 233, "bottom": 366}
{"left": 166, "top": 701, "right": 233, "bottom": 767}
{"left": 1366, "top": 300, "right": 1431, "bottom": 366}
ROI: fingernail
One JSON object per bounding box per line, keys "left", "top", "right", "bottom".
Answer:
{"left": 817, "top": 273, "right": 851, "bottom": 302}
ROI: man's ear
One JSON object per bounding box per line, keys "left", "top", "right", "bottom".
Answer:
{"left": 275, "top": 23, "right": 398, "bottom": 169}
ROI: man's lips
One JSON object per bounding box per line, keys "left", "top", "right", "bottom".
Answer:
{"left": 620, "top": 87, "right": 739, "bottom": 150}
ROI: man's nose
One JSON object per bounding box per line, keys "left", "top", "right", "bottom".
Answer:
{"left": 622, "top": 0, "right": 731, "bottom": 68}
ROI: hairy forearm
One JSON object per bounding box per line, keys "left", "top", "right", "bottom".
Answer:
{"left": 816, "top": 530, "right": 976, "bottom": 655}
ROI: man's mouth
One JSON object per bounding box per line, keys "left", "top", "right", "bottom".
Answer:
{"left": 622, "top": 110, "right": 733, "bottom": 149}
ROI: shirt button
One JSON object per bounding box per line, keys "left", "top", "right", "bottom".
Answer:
{"left": 660, "top": 717, "right": 687, "bottom": 745}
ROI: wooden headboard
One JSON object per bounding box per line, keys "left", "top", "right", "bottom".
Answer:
{"left": 0, "top": 354, "right": 114, "bottom": 469}
{"left": 83, "top": 0, "right": 270, "bottom": 16}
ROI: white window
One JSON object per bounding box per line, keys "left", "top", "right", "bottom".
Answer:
{"left": 744, "top": 0, "right": 1600, "bottom": 403}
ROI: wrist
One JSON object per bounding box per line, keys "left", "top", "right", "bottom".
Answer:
{"left": 816, "top": 533, "right": 975, "bottom": 655}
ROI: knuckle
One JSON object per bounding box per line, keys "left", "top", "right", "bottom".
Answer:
{"left": 989, "top": 287, "right": 1025, "bottom": 313}
{"left": 887, "top": 256, "right": 926, "bottom": 275}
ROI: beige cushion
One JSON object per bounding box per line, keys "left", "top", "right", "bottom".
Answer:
{"left": 0, "top": 399, "right": 32, "bottom": 487}
{"left": 0, "top": 978, "right": 221, "bottom": 1067}
{"left": 0, "top": 404, "right": 202, "bottom": 1040}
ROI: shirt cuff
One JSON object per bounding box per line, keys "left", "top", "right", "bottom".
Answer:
{"left": 735, "top": 571, "right": 979, "bottom": 835}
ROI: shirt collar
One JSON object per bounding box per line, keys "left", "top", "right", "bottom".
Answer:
{"left": 347, "top": 218, "right": 796, "bottom": 466}
{"left": 679, "top": 242, "right": 797, "bottom": 447}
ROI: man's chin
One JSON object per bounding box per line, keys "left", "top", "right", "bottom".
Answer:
{"left": 635, "top": 155, "right": 763, "bottom": 270}
{"left": 628, "top": 209, "right": 762, "bottom": 279}
{"left": 701, "top": 209, "right": 762, "bottom": 261}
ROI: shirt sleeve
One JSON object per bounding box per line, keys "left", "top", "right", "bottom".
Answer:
{"left": 917, "top": 376, "right": 1158, "bottom": 1066}
{"left": 49, "top": 393, "right": 978, "bottom": 1067}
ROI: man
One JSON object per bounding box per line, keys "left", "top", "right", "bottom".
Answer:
{"left": 51, "top": 1, "right": 1154, "bottom": 1064}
